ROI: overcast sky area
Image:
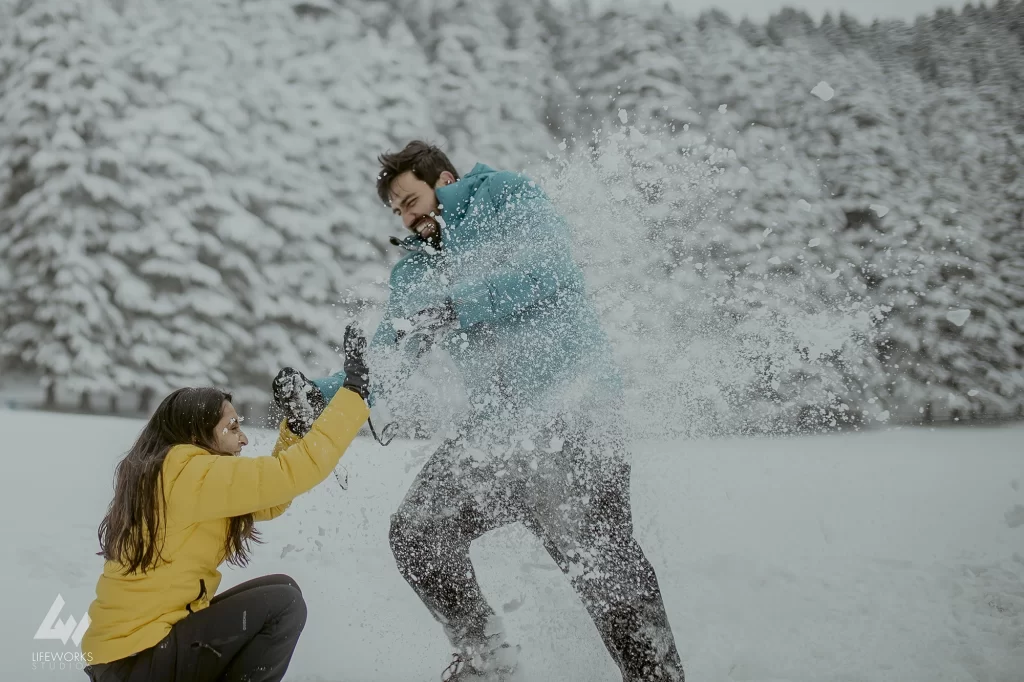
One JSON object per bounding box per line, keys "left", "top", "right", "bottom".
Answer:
{"left": 576, "top": 0, "right": 973, "bottom": 23}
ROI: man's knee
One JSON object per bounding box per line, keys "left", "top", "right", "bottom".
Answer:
{"left": 389, "top": 511, "right": 424, "bottom": 569}
{"left": 390, "top": 508, "right": 455, "bottom": 579}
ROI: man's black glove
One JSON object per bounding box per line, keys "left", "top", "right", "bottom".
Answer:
{"left": 408, "top": 297, "right": 459, "bottom": 338}
{"left": 342, "top": 323, "right": 370, "bottom": 400}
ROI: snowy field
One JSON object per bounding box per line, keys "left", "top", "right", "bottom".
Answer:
{"left": 2, "top": 408, "right": 1023, "bottom": 682}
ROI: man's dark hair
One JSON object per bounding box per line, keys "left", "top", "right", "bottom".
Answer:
{"left": 376, "top": 141, "right": 460, "bottom": 206}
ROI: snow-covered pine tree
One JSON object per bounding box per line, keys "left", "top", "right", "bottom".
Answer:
{"left": 680, "top": 24, "right": 881, "bottom": 432}
{"left": 392, "top": 0, "right": 559, "bottom": 171}
{"left": 0, "top": 0, "right": 138, "bottom": 408}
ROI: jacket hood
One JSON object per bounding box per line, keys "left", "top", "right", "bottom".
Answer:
{"left": 435, "top": 162, "right": 496, "bottom": 228}
{"left": 389, "top": 163, "right": 497, "bottom": 254}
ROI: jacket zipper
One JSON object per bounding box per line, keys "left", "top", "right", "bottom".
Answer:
{"left": 186, "top": 578, "right": 207, "bottom": 614}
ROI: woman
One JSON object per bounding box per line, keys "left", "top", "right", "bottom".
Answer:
{"left": 81, "top": 326, "right": 371, "bottom": 682}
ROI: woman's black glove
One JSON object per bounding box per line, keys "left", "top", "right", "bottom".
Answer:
{"left": 342, "top": 323, "right": 370, "bottom": 400}
{"left": 272, "top": 367, "right": 326, "bottom": 438}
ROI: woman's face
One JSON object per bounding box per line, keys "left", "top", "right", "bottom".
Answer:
{"left": 210, "top": 401, "right": 248, "bottom": 455}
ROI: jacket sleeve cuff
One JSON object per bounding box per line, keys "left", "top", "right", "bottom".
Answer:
{"left": 451, "top": 281, "right": 494, "bottom": 327}
{"left": 312, "top": 371, "right": 347, "bottom": 403}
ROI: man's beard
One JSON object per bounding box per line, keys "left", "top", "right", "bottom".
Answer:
{"left": 411, "top": 214, "right": 442, "bottom": 249}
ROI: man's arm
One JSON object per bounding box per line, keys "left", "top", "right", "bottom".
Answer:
{"left": 450, "top": 171, "right": 584, "bottom": 328}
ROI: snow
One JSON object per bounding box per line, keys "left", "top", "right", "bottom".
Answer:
{"left": 946, "top": 309, "right": 972, "bottom": 327}
{"left": 810, "top": 81, "right": 835, "bottom": 102}
{"left": 5, "top": 407, "right": 1024, "bottom": 682}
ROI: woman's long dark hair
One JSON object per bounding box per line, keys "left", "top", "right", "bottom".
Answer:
{"left": 97, "top": 387, "right": 261, "bottom": 575}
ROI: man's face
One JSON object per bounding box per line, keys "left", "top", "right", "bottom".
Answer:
{"left": 388, "top": 170, "right": 455, "bottom": 248}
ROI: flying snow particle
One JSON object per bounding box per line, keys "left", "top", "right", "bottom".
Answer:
{"left": 797, "top": 199, "right": 813, "bottom": 212}
{"left": 946, "top": 309, "right": 971, "bottom": 326}
{"left": 629, "top": 127, "right": 645, "bottom": 143}
{"left": 767, "top": 256, "right": 782, "bottom": 265}
{"left": 718, "top": 104, "right": 728, "bottom": 114}
{"left": 618, "top": 109, "right": 628, "bottom": 124}
{"left": 811, "top": 81, "right": 835, "bottom": 101}
{"left": 739, "top": 166, "right": 750, "bottom": 175}
{"left": 762, "top": 227, "right": 773, "bottom": 237}
{"left": 968, "top": 389, "right": 979, "bottom": 396}
{"left": 502, "top": 596, "right": 525, "bottom": 613}
{"left": 870, "top": 204, "right": 890, "bottom": 217}
{"left": 827, "top": 269, "right": 842, "bottom": 280}
{"left": 808, "top": 238, "right": 821, "bottom": 247}
{"left": 558, "top": 140, "right": 567, "bottom": 151}
{"left": 1005, "top": 505, "right": 1024, "bottom": 529}
{"left": 876, "top": 410, "right": 891, "bottom": 422}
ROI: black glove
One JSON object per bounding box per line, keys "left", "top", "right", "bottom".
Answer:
{"left": 340, "top": 323, "right": 396, "bottom": 446}
{"left": 408, "top": 298, "right": 459, "bottom": 338}
{"left": 341, "top": 323, "right": 370, "bottom": 400}
{"left": 272, "top": 367, "right": 326, "bottom": 437}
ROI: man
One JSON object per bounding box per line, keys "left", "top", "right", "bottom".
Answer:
{"left": 278, "top": 141, "right": 684, "bottom": 681}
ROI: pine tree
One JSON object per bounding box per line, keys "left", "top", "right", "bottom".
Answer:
{"left": 0, "top": 0, "right": 138, "bottom": 406}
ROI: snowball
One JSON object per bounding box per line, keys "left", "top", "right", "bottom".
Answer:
{"left": 876, "top": 410, "right": 890, "bottom": 422}
{"left": 762, "top": 227, "right": 773, "bottom": 237}
{"left": 811, "top": 81, "right": 835, "bottom": 101}
{"left": 718, "top": 104, "right": 728, "bottom": 114}
{"left": 768, "top": 256, "right": 782, "bottom": 265}
{"left": 827, "top": 269, "right": 842, "bottom": 280}
{"left": 968, "top": 389, "right": 979, "bottom": 396}
{"left": 618, "top": 109, "right": 628, "bottom": 124}
{"left": 558, "top": 140, "right": 567, "bottom": 151}
{"left": 946, "top": 309, "right": 971, "bottom": 326}
{"left": 808, "top": 238, "right": 821, "bottom": 247}
{"left": 870, "top": 204, "right": 890, "bottom": 217}
{"left": 797, "top": 199, "right": 813, "bottom": 212}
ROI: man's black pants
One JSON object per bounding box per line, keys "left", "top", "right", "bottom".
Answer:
{"left": 389, "top": 421, "right": 685, "bottom": 681}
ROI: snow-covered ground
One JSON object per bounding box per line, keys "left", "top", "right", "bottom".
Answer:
{"left": 3, "top": 408, "right": 1022, "bottom": 682}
